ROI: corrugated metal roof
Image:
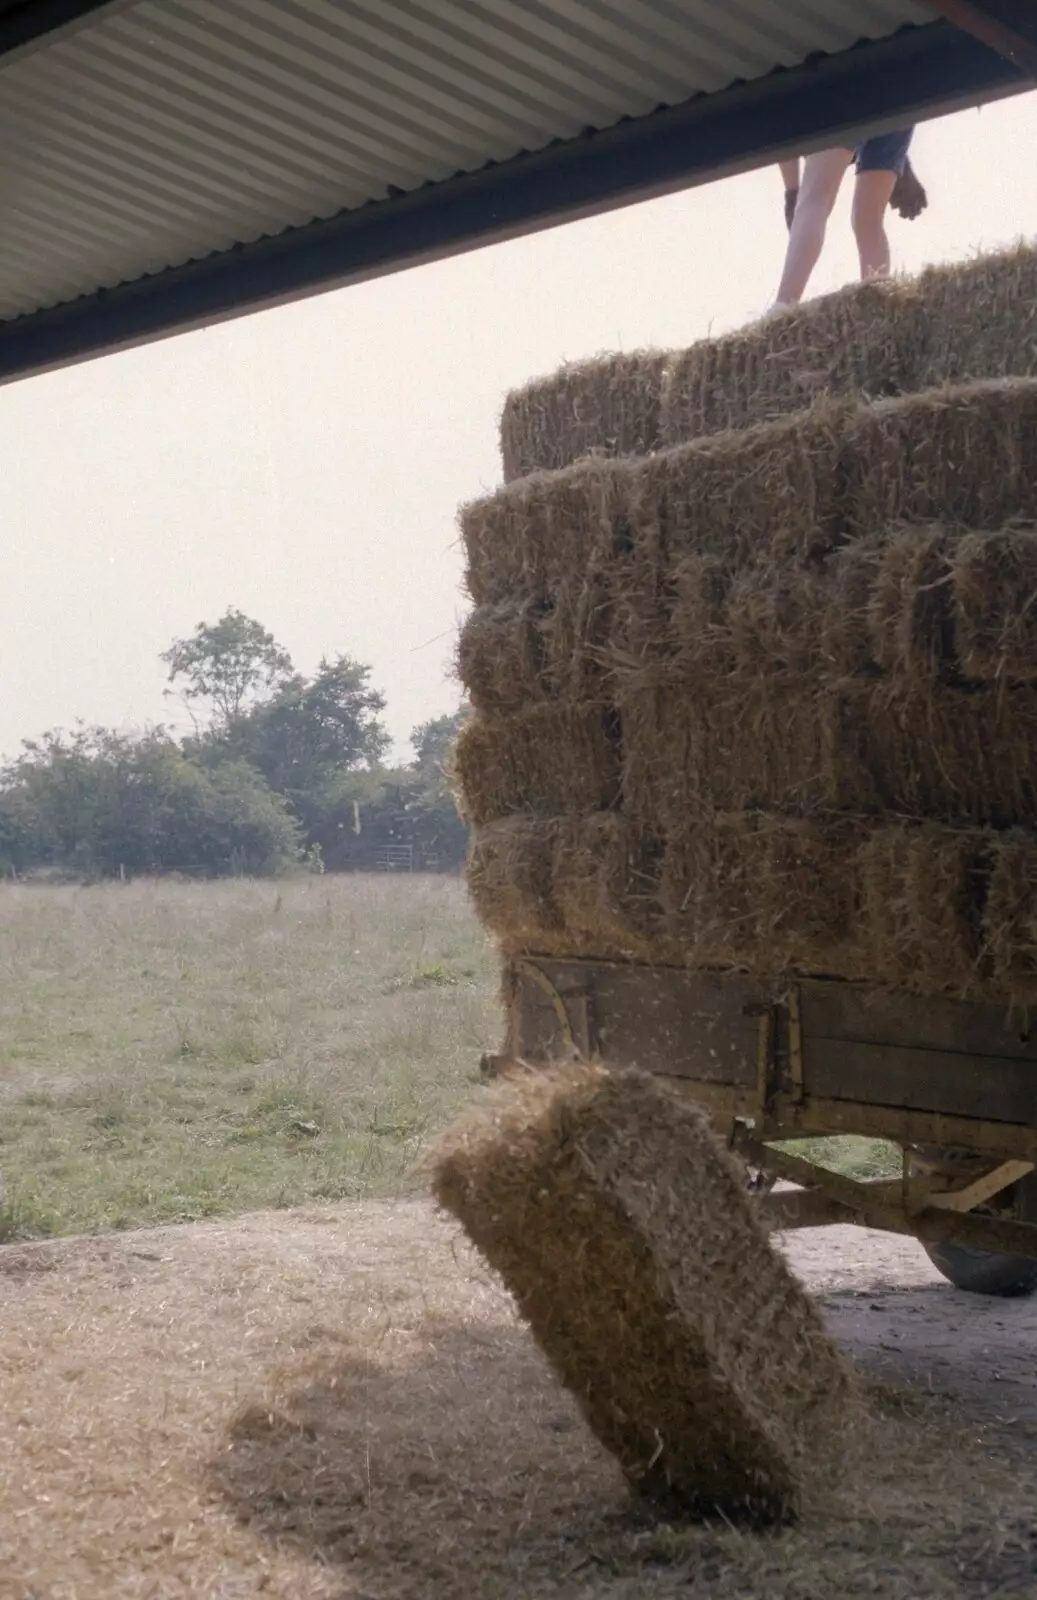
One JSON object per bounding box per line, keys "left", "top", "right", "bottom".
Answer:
{"left": 0, "top": 0, "right": 932, "bottom": 323}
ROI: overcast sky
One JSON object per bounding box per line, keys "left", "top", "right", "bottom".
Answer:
{"left": 2, "top": 87, "right": 1035, "bottom": 763}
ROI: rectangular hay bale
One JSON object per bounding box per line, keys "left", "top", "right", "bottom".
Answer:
{"left": 627, "top": 406, "right": 846, "bottom": 567}
{"left": 550, "top": 813, "right": 667, "bottom": 965}
{"left": 432, "top": 1063, "right": 855, "bottom": 1519}
{"left": 454, "top": 705, "right": 621, "bottom": 826}
{"left": 663, "top": 276, "right": 926, "bottom": 445}
{"left": 619, "top": 678, "right": 832, "bottom": 834}
{"left": 858, "top": 823, "right": 990, "bottom": 998}
{"left": 984, "top": 830, "right": 1037, "bottom": 1007}
{"left": 951, "top": 525, "right": 1037, "bottom": 682}
{"left": 657, "top": 812, "right": 864, "bottom": 978}
{"left": 458, "top": 580, "right": 615, "bottom": 714}
{"left": 918, "top": 244, "right": 1037, "bottom": 389}
{"left": 499, "top": 350, "right": 669, "bottom": 483}
{"left": 467, "top": 816, "right": 561, "bottom": 952}
{"left": 460, "top": 457, "right": 626, "bottom": 606}
{"left": 841, "top": 381, "right": 1037, "bottom": 537}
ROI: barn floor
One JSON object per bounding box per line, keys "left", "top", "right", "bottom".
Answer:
{"left": 1, "top": 1201, "right": 1035, "bottom": 1600}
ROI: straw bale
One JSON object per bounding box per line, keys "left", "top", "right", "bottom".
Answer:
{"left": 858, "top": 824, "right": 990, "bottom": 998}
{"left": 453, "top": 705, "right": 621, "bottom": 826}
{"left": 985, "top": 829, "right": 1037, "bottom": 1005}
{"left": 467, "top": 816, "right": 561, "bottom": 951}
{"left": 818, "top": 537, "right": 885, "bottom": 676}
{"left": 620, "top": 673, "right": 1037, "bottom": 831}
{"left": 550, "top": 813, "right": 667, "bottom": 964}
{"left": 831, "top": 682, "right": 1037, "bottom": 827}
{"left": 841, "top": 380, "right": 1037, "bottom": 537}
{"left": 867, "top": 525, "right": 954, "bottom": 678}
{"left": 460, "top": 456, "right": 626, "bottom": 606}
{"left": 432, "top": 1063, "right": 856, "bottom": 1519}
{"left": 457, "top": 600, "right": 548, "bottom": 715}
{"left": 620, "top": 678, "right": 831, "bottom": 834}
{"left": 628, "top": 404, "right": 846, "bottom": 568}
{"left": 663, "top": 277, "right": 925, "bottom": 446}
{"left": 499, "top": 350, "right": 669, "bottom": 483}
{"left": 458, "top": 581, "right": 616, "bottom": 714}
{"left": 951, "top": 525, "right": 1037, "bottom": 682}
{"left": 918, "top": 242, "right": 1037, "bottom": 389}
{"left": 725, "top": 563, "right": 829, "bottom": 676}
{"left": 657, "top": 812, "right": 864, "bottom": 977}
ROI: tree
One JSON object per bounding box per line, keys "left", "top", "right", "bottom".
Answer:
{"left": 224, "top": 655, "right": 390, "bottom": 813}
{"left": 411, "top": 705, "right": 472, "bottom": 776}
{"left": 161, "top": 608, "right": 293, "bottom": 731}
{"left": 0, "top": 726, "right": 301, "bottom": 879}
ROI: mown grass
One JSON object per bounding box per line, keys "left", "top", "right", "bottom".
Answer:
{"left": 0, "top": 876, "right": 897, "bottom": 1241}
{"left": 0, "top": 876, "right": 498, "bottom": 1239}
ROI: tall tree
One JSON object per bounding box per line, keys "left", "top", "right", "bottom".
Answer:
{"left": 161, "top": 608, "right": 293, "bottom": 731}
{"left": 230, "top": 655, "right": 390, "bottom": 804}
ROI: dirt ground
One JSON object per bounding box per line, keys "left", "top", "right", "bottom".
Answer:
{"left": 1, "top": 1203, "right": 1035, "bottom": 1600}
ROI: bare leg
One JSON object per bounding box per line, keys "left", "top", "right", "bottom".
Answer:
{"left": 773, "top": 148, "right": 851, "bottom": 306}
{"left": 851, "top": 168, "right": 898, "bottom": 279}
{"left": 778, "top": 158, "right": 801, "bottom": 191}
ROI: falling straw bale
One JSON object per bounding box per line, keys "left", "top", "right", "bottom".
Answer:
{"left": 432, "top": 1063, "right": 856, "bottom": 1520}
{"left": 453, "top": 705, "right": 621, "bottom": 826}
{"left": 951, "top": 525, "right": 1037, "bottom": 682}
{"left": 663, "top": 277, "right": 926, "bottom": 446}
{"left": 858, "top": 824, "right": 990, "bottom": 998}
{"left": 500, "top": 350, "right": 669, "bottom": 482}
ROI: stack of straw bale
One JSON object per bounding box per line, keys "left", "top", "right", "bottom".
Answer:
{"left": 457, "top": 243, "right": 1037, "bottom": 1003}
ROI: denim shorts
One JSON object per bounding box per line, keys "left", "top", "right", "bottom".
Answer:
{"left": 853, "top": 128, "right": 914, "bottom": 176}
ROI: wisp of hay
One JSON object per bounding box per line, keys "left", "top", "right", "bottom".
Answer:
{"left": 432, "top": 1063, "right": 857, "bottom": 1522}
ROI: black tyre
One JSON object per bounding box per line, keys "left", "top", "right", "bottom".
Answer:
{"left": 920, "top": 1169, "right": 1037, "bottom": 1298}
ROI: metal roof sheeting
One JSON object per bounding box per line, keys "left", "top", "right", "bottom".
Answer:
{"left": 0, "top": 0, "right": 933, "bottom": 322}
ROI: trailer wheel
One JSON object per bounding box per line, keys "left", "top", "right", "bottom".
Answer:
{"left": 920, "top": 1170, "right": 1037, "bottom": 1298}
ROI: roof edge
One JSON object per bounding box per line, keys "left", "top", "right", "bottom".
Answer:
{"left": 0, "top": 18, "right": 1025, "bottom": 384}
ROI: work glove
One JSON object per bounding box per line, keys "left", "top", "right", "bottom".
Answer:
{"left": 890, "top": 158, "right": 927, "bottom": 221}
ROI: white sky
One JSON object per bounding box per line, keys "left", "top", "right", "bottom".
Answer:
{"left": 1, "top": 87, "right": 1035, "bottom": 764}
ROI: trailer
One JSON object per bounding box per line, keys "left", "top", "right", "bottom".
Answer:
{"left": 485, "top": 957, "right": 1037, "bottom": 1297}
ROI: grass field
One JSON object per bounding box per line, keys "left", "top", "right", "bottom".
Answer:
{"left": 0, "top": 875, "right": 896, "bottom": 1242}
{"left": 0, "top": 875, "right": 499, "bottom": 1239}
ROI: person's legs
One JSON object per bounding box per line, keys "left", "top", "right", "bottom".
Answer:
{"left": 772, "top": 148, "right": 851, "bottom": 306}
{"left": 851, "top": 128, "right": 914, "bottom": 280}
{"left": 778, "top": 156, "right": 801, "bottom": 230}
{"left": 850, "top": 168, "right": 897, "bottom": 279}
